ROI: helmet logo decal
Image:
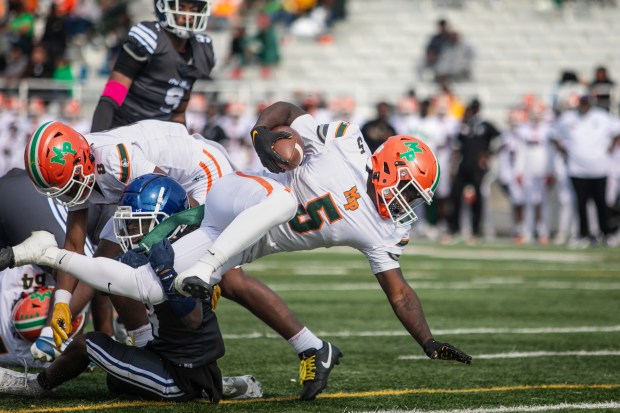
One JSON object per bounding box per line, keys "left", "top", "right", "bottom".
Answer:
{"left": 50, "top": 142, "right": 77, "bottom": 165}
{"left": 29, "top": 289, "right": 52, "bottom": 303}
{"left": 399, "top": 141, "right": 423, "bottom": 162}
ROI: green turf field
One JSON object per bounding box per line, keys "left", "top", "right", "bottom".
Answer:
{"left": 1, "top": 242, "right": 619, "bottom": 413}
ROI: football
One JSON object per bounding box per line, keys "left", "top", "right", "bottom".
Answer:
{"left": 12, "top": 287, "right": 86, "bottom": 342}
{"left": 272, "top": 125, "right": 304, "bottom": 171}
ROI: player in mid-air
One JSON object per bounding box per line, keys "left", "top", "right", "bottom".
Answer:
{"left": 18, "top": 118, "right": 343, "bottom": 400}
{"left": 91, "top": 0, "right": 216, "bottom": 132}
{"left": 3, "top": 101, "right": 472, "bottom": 399}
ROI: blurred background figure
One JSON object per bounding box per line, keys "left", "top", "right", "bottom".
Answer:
{"left": 589, "top": 66, "right": 616, "bottom": 112}
{"left": 446, "top": 98, "right": 500, "bottom": 243}
{"left": 512, "top": 101, "right": 554, "bottom": 245}
{"left": 361, "top": 101, "right": 397, "bottom": 153}
{"left": 552, "top": 93, "right": 620, "bottom": 248}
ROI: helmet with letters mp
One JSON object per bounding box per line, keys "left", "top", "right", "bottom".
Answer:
{"left": 113, "top": 173, "right": 190, "bottom": 252}
{"left": 370, "top": 135, "right": 440, "bottom": 227}
{"left": 154, "top": 0, "right": 211, "bottom": 39}
{"left": 24, "top": 121, "right": 96, "bottom": 208}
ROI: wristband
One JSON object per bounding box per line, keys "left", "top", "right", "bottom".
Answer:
{"left": 54, "top": 289, "right": 73, "bottom": 305}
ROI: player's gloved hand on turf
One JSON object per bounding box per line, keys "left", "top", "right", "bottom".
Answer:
{"left": 423, "top": 339, "right": 472, "bottom": 364}
{"left": 251, "top": 126, "right": 291, "bottom": 173}
{"left": 51, "top": 302, "right": 72, "bottom": 348}
{"left": 117, "top": 246, "right": 148, "bottom": 268}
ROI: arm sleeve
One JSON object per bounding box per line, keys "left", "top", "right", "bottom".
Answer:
{"left": 91, "top": 97, "right": 118, "bottom": 132}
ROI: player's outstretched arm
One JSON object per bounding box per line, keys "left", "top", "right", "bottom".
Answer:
{"left": 376, "top": 267, "right": 471, "bottom": 364}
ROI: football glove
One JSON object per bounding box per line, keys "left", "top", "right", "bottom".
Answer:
{"left": 251, "top": 126, "right": 291, "bottom": 173}
{"left": 211, "top": 284, "right": 221, "bottom": 310}
{"left": 51, "top": 302, "right": 72, "bottom": 348}
{"left": 117, "top": 246, "right": 149, "bottom": 268}
{"left": 31, "top": 333, "right": 66, "bottom": 362}
{"left": 423, "top": 339, "right": 472, "bottom": 364}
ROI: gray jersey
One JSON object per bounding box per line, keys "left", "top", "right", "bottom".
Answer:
{"left": 0, "top": 168, "right": 100, "bottom": 250}
{"left": 114, "top": 21, "right": 216, "bottom": 126}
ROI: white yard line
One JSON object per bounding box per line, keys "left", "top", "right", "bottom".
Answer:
{"left": 399, "top": 350, "right": 620, "bottom": 360}
{"left": 222, "top": 324, "right": 620, "bottom": 340}
{"left": 357, "top": 401, "right": 620, "bottom": 413}
{"left": 264, "top": 279, "right": 620, "bottom": 291}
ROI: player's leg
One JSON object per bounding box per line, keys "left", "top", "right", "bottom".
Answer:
{"left": 219, "top": 267, "right": 342, "bottom": 400}
{"left": 0, "top": 334, "right": 91, "bottom": 396}
{"left": 85, "top": 332, "right": 199, "bottom": 401}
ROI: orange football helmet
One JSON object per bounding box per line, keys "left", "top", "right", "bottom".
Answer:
{"left": 24, "top": 121, "right": 96, "bottom": 207}
{"left": 370, "top": 135, "right": 440, "bottom": 226}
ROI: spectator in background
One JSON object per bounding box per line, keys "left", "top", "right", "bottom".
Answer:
{"left": 435, "top": 31, "right": 474, "bottom": 83}
{"left": 418, "top": 19, "right": 450, "bottom": 79}
{"left": 41, "top": 3, "right": 69, "bottom": 63}
{"left": 202, "top": 102, "right": 229, "bottom": 145}
{"left": 552, "top": 70, "right": 584, "bottom": 114}
{"left": 253, "top": 12, "right": 280, "bottom": 79}
{"left": 446, "top": 99, "right": 500, "bottom": 243}
{"left": 6, "top": 1, "right": 35, "bottom": 54}
{"left": 361, "top": 101, "right": 397, "bottom": 153}
{"left": 590, "top": 66, "right": 616, "bottom": 112}
{"left": 22, "top": 44, "right": 54, "bottom": 79}
{"left": 552, "top": 93, "right": 620, "bottom": 247}
{"left": 227, "top": 25, "right": 250, "bottom": 79}
{"left": 1, "top": 43, "right": 29, "bottom": 83}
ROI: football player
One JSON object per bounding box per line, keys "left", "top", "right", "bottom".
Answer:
{"left": 0, "top": 168, "right": 101, "bottom": 367}
{"left": 18, "top": 119, "right": 340, "bottom": 400}
{"left": 0, "top": 174, "right": 261, "bottom": 402}
{"left": 3, "top": 102, "right": 472, "bottom": 400}
{"left": 91, "top": 0, "right": 215, "bottom": 132}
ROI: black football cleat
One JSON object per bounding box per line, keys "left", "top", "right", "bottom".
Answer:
{"left": 174, "top": 274, "right": 213, "bottom": 300}
{"left": 298, "top": 341, "right": 342, "bottom": 401}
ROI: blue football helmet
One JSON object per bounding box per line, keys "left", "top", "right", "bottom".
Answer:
{"left": 113, "top": 173, "right": 190, "bottom": 252}
{"left": 154, "top": 0, "right": 212, "bottom": 39}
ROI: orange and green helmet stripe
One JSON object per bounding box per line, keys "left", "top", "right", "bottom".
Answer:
{"left": 26, "top": 121, "right": 55, "bottom": 189}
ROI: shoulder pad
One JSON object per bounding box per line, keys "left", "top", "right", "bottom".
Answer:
{"left": 126, "top": 21, "right": 161, "bottom": 58}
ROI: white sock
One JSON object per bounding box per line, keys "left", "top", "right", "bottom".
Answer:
{"left": 288, "top": 327, "right": 323, "bottom": 354}
{"left": 126, "top": 323, "right": 153, "bottom": 347}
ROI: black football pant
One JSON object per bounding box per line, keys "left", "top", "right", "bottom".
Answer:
{"left": 570, "top": 176, "right": 609, "bottom": 238}
{"left": 449, "top": 167, "right": 485, "bottom": 237}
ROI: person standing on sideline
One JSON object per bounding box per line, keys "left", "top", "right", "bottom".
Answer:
{"left": 552, "top": 94, "right": 620, "bottom": 247}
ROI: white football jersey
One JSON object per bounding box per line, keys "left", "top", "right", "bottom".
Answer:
{"left": 71, "top": 120, "right": 234, "bottom": 210}
{"left": 514, "top": 122, "right": 553, "bottom": 178}
{"left": 0, "top": 266, "right": 53, "bottom": 368}
{"left": 246, "top": 115, "right": 410, "bottom": 274}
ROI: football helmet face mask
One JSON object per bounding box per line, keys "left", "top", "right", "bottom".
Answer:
{"left": 154, "top": 0, "right": 211, "bottom": 39}
{"left": 24, "top": 121, "right": 96, "bottom": 207}
{"left": 114, "top": 173, "right": 190, "bottom": 252}
{"left": 370, "top": 136, "right": 440, "bottom": 227}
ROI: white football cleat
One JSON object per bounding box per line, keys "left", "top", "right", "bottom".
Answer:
{"left": 12, "top": 231, "right": 59, "bottom": 267}
{"left": 221, "top": 375, "right": 263, "bottom": 400}
{"left": 0, "top": 367, "right": 47, "bottom": 396}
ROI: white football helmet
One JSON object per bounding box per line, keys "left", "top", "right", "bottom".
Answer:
{"left": 154, "top": 0, "right": 212, "bottom": 39}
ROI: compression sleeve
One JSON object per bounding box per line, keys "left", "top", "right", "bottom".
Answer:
{"left": 91, "top": 97, "right": 118, "bottom": 132}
